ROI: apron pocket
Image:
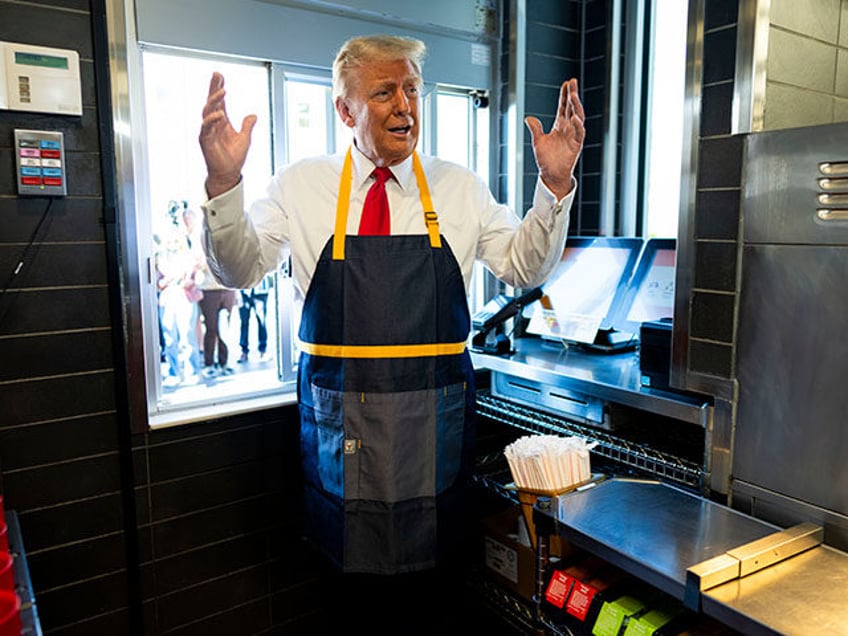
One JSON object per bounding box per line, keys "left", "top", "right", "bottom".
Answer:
{"left": 343, "top": 382, "right": 467, "bottom": 502}
{"left": 310, "top": 384, "right": 345, "bottom": 499}
{"left": 435, "top": 381, "right": 467, "bottom": 494}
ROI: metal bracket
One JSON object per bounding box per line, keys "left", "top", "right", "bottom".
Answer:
{"left": 684, "top": 522, "right": 823, "bottom": 610}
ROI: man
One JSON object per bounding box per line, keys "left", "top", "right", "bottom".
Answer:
{"left": 200, "top": 34, "right": 583, "bottom": 630}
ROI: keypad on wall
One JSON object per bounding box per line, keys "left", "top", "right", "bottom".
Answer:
{"left": 14, "top": 129, "right": 67, "bottom": 196}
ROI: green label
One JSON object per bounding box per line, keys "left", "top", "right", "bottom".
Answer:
{"left": 15, "top": 51, "right": 69, "bottom": 70}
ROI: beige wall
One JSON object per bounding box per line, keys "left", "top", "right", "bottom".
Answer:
{"left": 763, "top": 0, "right": 848, "bottom": 129}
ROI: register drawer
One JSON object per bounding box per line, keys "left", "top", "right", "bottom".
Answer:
{"left": 490, "top": 371, "right": 604, "bottom": 425}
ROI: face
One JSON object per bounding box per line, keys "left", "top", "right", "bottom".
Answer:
{"left": 335, "top": 58, "right": 421, "bottom": 167}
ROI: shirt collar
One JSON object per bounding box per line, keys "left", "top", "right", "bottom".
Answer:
{"left": 350, "top": 143, "right": 415, "bottom": 192}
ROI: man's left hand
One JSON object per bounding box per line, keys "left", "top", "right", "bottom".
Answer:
{"left": 525, "top": 78, "right": 585, "bottom": 200}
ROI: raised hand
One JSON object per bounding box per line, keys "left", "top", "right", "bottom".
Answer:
{"left": 199, "top": 72, "right": 258, "bottom": 198}
{"left": 524, "top": 78, "right": 585, "bottom": 200}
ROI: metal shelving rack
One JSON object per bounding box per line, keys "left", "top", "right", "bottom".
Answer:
{"left": 476, "top": 391, "right": 705, "bottom": 491}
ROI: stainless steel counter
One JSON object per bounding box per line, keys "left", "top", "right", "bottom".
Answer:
{"left": 703, "top": 545, "right": 848, "bottom": 636}
{"left": 545, "top": 478, "right": 848, "bottom": 635}
{"left": 552, "top": 478, "right": 778, "bottom": 602}
{"left": 471, "top": 337, "right": 711, "bottom": 426}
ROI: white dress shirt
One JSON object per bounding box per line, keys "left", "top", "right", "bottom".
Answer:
{"left": 202, "top": 145, "right": 574, "bottom": 307}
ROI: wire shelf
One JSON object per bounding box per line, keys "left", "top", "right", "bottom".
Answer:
{"left": 476, "top": 391, "right": 705, "bottom": 491}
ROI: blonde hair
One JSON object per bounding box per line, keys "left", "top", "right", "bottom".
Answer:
{"left": 332, "top": 35, "right": 426, "bottom": 100}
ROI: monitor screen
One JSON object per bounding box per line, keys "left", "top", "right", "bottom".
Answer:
{"left": 614, "top": 238, "right": 676, "bottom": 334}
{"left": 526, "top": 237, "right": 643, "bottom": 343}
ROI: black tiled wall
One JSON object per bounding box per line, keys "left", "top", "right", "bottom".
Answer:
{"left": 0, "top": 1, "right": 316, "bottom": 634}
{"left": 688, "top": 0, "right": 743, "bottom": 380}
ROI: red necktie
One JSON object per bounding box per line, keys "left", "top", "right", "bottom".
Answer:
{"left": 358, "top": 167, "right": 392, "bottom": 235}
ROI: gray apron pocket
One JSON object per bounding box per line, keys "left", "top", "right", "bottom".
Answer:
{"left": 310, "top": 384, "right": 344, "bottom": 498}
{"left": 343, "top": 381, "right": 467, "bottom": 503}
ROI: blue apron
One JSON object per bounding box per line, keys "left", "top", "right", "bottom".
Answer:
{"left": 297, "top": 149, "right": 476, "bottom": 574}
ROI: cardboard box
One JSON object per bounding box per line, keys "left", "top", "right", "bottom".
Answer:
{"left": 482, "top": 508, "right": 536, "bottom": 601}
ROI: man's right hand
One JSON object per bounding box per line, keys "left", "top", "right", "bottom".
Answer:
{"left": 199, "top": 72, "right": 258, "bottom": 199}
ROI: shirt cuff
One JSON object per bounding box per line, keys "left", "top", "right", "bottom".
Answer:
{"left": 533, "top": 176, "right": 577, "bottom": 223}
{"left": 201, "top": 181, "right": 244, "bottom": 231}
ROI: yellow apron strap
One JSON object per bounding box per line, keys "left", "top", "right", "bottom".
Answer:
{"left": 332, "top": 147, "right": 354, "bottom": 260}
{"left": 333, "top": 147, "right": 441, "bottom": 260}
{"left": 412, "top": 152, "right": 442, "bottom": 248}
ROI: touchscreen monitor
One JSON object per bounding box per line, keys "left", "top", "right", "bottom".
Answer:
{"left": 526, "top": 237, "right": 643, "bottom": 344}
{"left": 613, "top": 238, "right": 676, "bottom": 335}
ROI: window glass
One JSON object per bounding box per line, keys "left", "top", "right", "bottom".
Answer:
{"left": 643, "top": 0, "right": 688, "bottom": 238}
{"left": 142, "top": 51, "right": 279, "bottom": 415}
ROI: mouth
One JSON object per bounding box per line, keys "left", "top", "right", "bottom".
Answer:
{"left": 388, "top": 125, "right": 412, "bottom": 136}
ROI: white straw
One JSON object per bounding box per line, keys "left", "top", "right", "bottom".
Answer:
{"left": 504, "top": 434, "right": 595, "bottom": 492}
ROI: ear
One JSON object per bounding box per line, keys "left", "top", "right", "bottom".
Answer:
{"left": 335, "top": 97, "right": 355, "bottom": 128}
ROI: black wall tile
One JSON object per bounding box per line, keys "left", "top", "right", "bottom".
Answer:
{"left": 0, "top": 3, "right": 93, "bottom": 58}
{"left": 691, "top": 291, "right": 735, "bottom": 342}
{"left": 0, "top": 288, "right": 110, "bottom": 336}
{"left": 527, "top": 0, "right": 581, "bottom": 26}
{"left": 45, "top": 610, "right": 132, "bottom": 636}
{"left": 155, "top": 564, "right": 267, "bottom": 631}
{"left": 695, "top": 189, "right": 740, "bottom": 240}
{"left": 153, "top": 533, "right": 268, "bottom": 595}
{"left": 526, "top": 22, "right": 580, "bottom": 59}
{"left": 697, "top": 136, "right": 743, "bottom": 189}
{"left": 0, "top": 413, "right": 119, "bottom": 470}
{"left": 526, "top": 52, "right": 580, "bottom": 85}
{"left": 27, "top": 533, "right": 126, "bottom": 590}
{"left": 0, "top": 243, "right": 108, "bottom": 288}
{"left": 147, "top": 424, "right": 270, "bottom": 483}
{"left": 703, "top": 27, "right": 738, "bottom": 85}
{"left": 168, "top": 598, "right": 271, "bottom": 636}
{"left": 3, "top": 453, "right": 122, "bottom": 510}
{"left": 150, "top": 460, "right": 268, "bottom": 522}
{"left": 689, "top": 338, "right": 733, "bottom": 378}
{"left": 16, "top": 493, "right": 125, "bottom": 552}
{"left": 0, "top": 372, "right": 116, "bottom": 428}
{"left": 0, "top": 329, "right": 113, "bottom": 381}
{"left": 694, "top": 240, "right": 738, "bottom": 292}
{"left": 701, "top": 81, "right": 734, "bottom": 137}
{"left": 36, "top": 570, "right": 129, "bottom": 630}
{"left": 705, "top": 0, "right": 739, "bottom": 30}
{"left": 150, "top": 496, "right": 274, "bottom": 559}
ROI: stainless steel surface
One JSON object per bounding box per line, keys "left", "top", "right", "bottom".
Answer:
{"left": 685, "top": 522, "right": 822, "bottom": 599}
{"left": 686, "top": 553, "right": 740, "bottom": 596}
{"left": 736, "top": 122, "right": 848, "bottom": 551}
{"left": 736, "top": 245, "right": 848, "bottom": 517}
{"left": 816, "top": 208, "right": 848, "bottom": 221}
{"left": 670, "top": 0, "right": 703, "bottom": 396}
{"left": 550, "top": 478, "right": 778, "bottom": 604}
{"left": 728, "top": 522, "right": 822, "bottom": 577}
{"left": 733, "top": 0, "right": 769, "bottom": 134}
{"left": 745, "top": 122, "right": 848, "bottom": 244}
{"left": 491, "top": 372, "right": 604, "bottom": 426}
{"left": 472, "top": 338, "right": 712, "bottom": 426}
{"left": 703, "top": 544, "right": 848, "bottom": 636}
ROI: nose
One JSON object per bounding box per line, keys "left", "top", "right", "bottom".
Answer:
{"left": 393, "top": 87, "right": 410, "bottom": 113}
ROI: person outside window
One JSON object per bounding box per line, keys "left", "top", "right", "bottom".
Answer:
{"left": 237, "top": 275, "right": 272, "bottom": 363}
{"left": 198, "top": 34, "right": 584, "bottom": 632}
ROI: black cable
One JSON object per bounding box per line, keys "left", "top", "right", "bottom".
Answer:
{"left": 0, "top": 197, "right": 54, "bottom": 329}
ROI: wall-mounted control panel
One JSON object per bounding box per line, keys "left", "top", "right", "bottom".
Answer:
{"left": 14, "top": 129, "right": 67, "bottom": 196}
{"left": 0, "top": 41, "right": 82, "bottom": 116}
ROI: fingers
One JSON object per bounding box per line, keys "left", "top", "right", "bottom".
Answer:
{"left": 566, "top": 78, "right": 585, "bottom": 123}
{"left": 240, "top": 114, "right": 258, "bottom": 139}
{"left": 524, "top": 116, "right": 543, "bottom": 141}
